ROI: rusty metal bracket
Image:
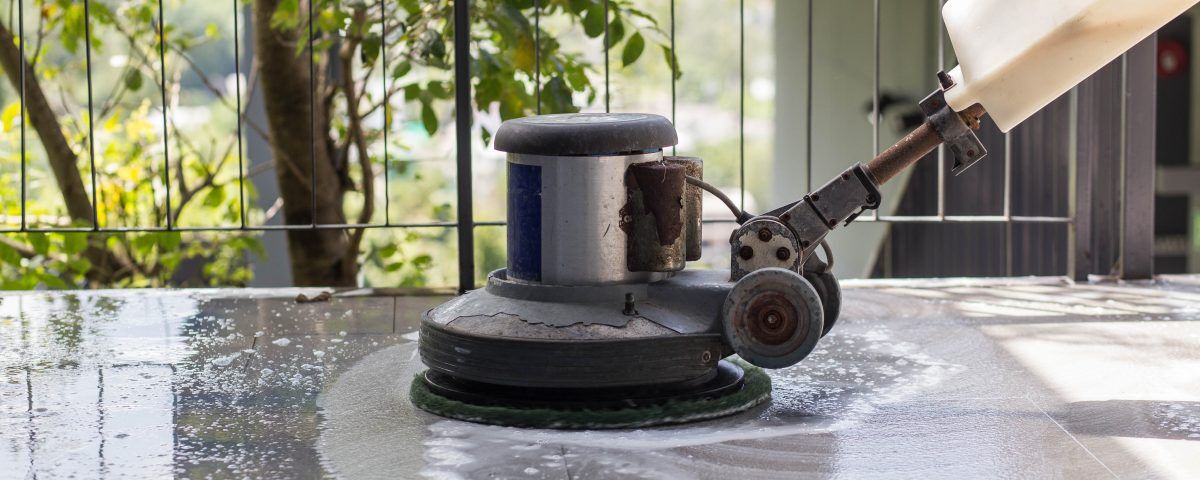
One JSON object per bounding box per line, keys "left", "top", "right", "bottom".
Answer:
{"left": 920, "top": 74, "right": 987, "bottom": 175}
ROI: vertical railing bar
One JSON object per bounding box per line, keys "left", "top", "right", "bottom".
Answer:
{"left": 1004, "top": 128, "right": 1013, "bottom": 276}
{"left": 669, "top": 0, "right": 675, "bottom": 155}
{"left": 1005, "top": 221, "right": 1014, "bottom": 276}
{"left": 1003, "top": 132, "right": 1012, "bottom": 218}
{"left": 805, "top": 0, "right": 813, "bottom": 192}
{"left": 603, "top": 0, "right": 610, "bottom": 113}
{"left": 1117, "top": 51, "right": 1129, "bottom": 276}
{"left": 869, "top": 0, "right": 880, "bottom": 221}
{"left": 308, "top": 0, "right": 317, "bottom": 228}
{"left": 454, "top": 0, "right": 475, "bottom": 292}
{"left": 1066, "top": 86, "right": 1079, "bottom": 278}
{"left": 232, "top": 0, "right": 246, "bottom": 229}
{"left": 18, "top": 0, "right": 26, "bottom": 231}
{"left": 738, "top": 0, "right": 745, "bottom": 209}
{"left": 157, "top": 0, "right": 172, "bottom": 230}
{"left": 381, "top": 0, "right": 390, "bottom": 225}
{"left": 83, "top": 0, "right": 99, "bottom": 230}
{"left": 534, "top": 0, "right": 541, "bottom": 114}
{"left": 936, "top": 0, "right": 945, "bottom": 219}
{"left": 1116, "top": 37, "right": 1156, "bottom": 279}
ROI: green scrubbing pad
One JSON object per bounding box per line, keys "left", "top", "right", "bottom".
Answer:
{"left": 410, "top": 361, "right": 772, "bottom": 429}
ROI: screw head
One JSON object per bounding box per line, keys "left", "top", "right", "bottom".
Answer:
{"left": 764, "top": 313, "right": 781, "bottom": 327}
{"left": 828, "top": 218, "right": 838, "bottom": 227}
{"left": 810, "top": 194, "right": 820, "bottom": 202}
{"left": 757, "top": 228, "right": 773, "bottom": 242}
{"left": 776, "top": 247, "right": 791, "bottom": 261}
{"left": 739, "top": 245, "right": 754, "bottom": 260}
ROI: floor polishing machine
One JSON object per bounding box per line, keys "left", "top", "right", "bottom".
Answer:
{"left": 409, "top": 0, "right": 1190, "bottom": 429}
{"left": 409, "top": 74, "right": 989, "bottom": 429}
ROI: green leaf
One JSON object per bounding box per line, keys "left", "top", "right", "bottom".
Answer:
{"left": 427, "top": 81, "right": 450, "bottom": 99}
{"left": 361, "top": 34, "right": 382, "bottom": 66}
{"left": 565, "top": 67, "right": 589, "bottom": 91}
{"left": 622, "top": 32, "right": 645, "bottom": 67}
{"left": 26, "top": 232, "right": 49, "bottom": 256}
{"left": 606, "top": 15, "right": 624, "bottom": 49}
{"left": 159, "top": 231, "right": 182, "bottom": 251}
{"left": 202, "top": 185, "right": 226, "bottom": 208}
{"left": 402, "top": 83, "right": 422, "bottom": 100}
{"left": 379, "top": 244, "right": 398, "bottom": 258}
{"left": 625, "top": 7, "right": 662, "bottom": 27}
{"left": 542, "top": 76, "right": 577, "bottom": 114}
{"left": 568, "top": 0, "right": 590, "bottom": 14}
{"left": 61, "top": 4, "right": 86, "bottom": 54}
{"left": 37, "top": 272, "right": 68, "bottom": 290}
{"left": 582, "top": 4, "right": 606, "bottom": 38}
{"left": 132, "top": 234, "right": 157, "bottom": 256}
{"left": 0, "top": 241, "right": 20, "bottom": 266}
{"left": 67, "top": 258, "right": 91, "bottom": 275}
{"left": 421, "top": 102, "right": 439, "bottom": 136}
{"left": 271, "top": 0, "right": 301, "bottom": 29}
{"left": 124, "top": 69, "right": 144, "bottom": 92}
{"left": 391, "top": 61, "right": 412, "bottom": 80}
{"left": 63, "top": 233, "right": 87, "bottom": 255}
{"left": 662, "top": 45, "right": 682, "bottom": 80}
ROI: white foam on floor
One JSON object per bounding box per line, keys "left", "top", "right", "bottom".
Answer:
{"left": 317, "top": 322, "right": 965, "bottom": 479}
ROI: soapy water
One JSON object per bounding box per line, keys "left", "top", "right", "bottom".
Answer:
{"left": 317, "top": 322, "right": 966, "bottom": 479}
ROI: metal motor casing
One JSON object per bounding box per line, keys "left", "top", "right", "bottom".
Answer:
{"left": 506, "top": 151, "right": 668, "bottom": 285}
{"left": 495, "top": 113, "right": 681, "bottom": 286}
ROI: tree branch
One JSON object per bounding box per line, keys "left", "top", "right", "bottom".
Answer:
{"left": 339, "top": 7, "right": 375, "bottom": 262}
{"left": 0, "top": 22, "right": 93, "bottom": 223}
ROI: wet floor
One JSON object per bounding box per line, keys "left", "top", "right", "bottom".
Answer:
{"left": 2, "top": 277, "right": 1199, "bottom": 479}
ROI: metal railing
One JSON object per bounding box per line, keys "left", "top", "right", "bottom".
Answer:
{"left": 2, "top": 0, "right": 1156, "bottom": 288}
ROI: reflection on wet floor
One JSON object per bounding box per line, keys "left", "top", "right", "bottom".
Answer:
{"left": 2, "top": 278, "right": 1199, "bottom": 479}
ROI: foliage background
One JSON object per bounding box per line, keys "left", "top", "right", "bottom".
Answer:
{"left": 0, "top": 0, "right": 775, "bottom": 289}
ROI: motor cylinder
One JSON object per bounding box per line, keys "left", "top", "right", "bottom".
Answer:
{"left": 494, "top": 113, "right": 682, "bottom": 286}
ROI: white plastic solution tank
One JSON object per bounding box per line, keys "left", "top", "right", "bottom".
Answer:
{"left": 942, "top": 0, "right": 1198, "bottom": 132}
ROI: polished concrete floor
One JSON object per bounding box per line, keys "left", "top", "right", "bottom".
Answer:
{"left": 1, "top": 276, "right": 1198, "bottom": 479}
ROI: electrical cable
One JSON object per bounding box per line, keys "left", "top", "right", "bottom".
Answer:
{"left": 685, "top": 176, "right": 753, "bottom": 224}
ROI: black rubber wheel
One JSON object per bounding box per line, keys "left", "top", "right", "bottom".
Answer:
{"left": 805, "top": 271, "right": 841, "bottom": 336}
{"left": 722, "top": 268, "right": 824, "bottom": 369}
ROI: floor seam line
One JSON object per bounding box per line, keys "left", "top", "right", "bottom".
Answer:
{"left": 1025, "top": 395, "right": 1119, "bottom": 479}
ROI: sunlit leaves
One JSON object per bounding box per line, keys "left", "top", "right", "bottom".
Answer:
{"left": 271, "top": 0, "right": 302, "bottom": 30}
{"left": 0, "top": 103, "right": 19, "bottom": 133}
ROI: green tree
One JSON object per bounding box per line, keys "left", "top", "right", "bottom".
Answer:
{"left": 0, "top": 0, "right": 672, "bottom": 288}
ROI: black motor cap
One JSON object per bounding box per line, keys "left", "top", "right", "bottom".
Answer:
{"left": 493, "top": 113, "right": 678, "bottom": 156}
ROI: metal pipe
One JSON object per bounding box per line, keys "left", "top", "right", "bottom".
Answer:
{"left": 863, "top": 104, "right": 986, "bottom": 186}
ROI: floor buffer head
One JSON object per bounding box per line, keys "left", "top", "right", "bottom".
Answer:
{"left": 411, "top": 113, "right": 850, "bottom": 429}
